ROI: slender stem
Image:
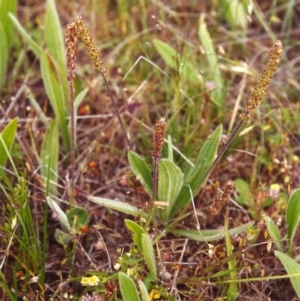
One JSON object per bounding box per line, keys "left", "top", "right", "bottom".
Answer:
{"left": 100, "top": 71, "right": 132, "bottom": 151}
{"left": 152, "top": 157, "right": 158, "bottom": 201}
{"left": 69, "top": 80, "right": 75, "bottom": 204}
{"left": 198, "top": 117, "right": 246, "bottom": 190}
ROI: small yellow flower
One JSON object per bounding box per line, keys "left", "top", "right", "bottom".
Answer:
{"left": 81, "top": 275, "right": 100, "bottom": 286}
{"left": 149, "top": 289, "right": 161, "bottom": 300}
{"left": 126, "top": 268, "right": 135, "bottom": 276}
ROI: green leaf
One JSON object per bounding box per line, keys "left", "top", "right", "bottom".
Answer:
{"left": 158, "top": 159, "right": 184, "bottom": 221}
{"left": 40, "top": 51, "right": 70, "bottom": 152}
{"left": 137, "top": 280, "right": 150, "bottom": 301}
{"left": 217, "top": 0, "right": 249, "bottom": 30}
{"left": 44, "top": 0, "right": 67, "bottom": 91}
{"left": 87, "top": 196, "right": 143, "bottom": 217}
{"left": 235, "top": 178, "right": 254, "bottom": 206}
{"left": 265, "top": 216, "right": 283, "bottom": 252}
{"left": 142, "top": 233, "right": 157, "bottom": 278}
{"left": 46, "top": 196, "right": 71, "bottom": 232}
{"left": 153, "top": 39, "right": 177, "bottom": 69}
{"left": 128, "top": 151, "right": 153, "bottom": 197}
{"left": 25, "top": 85, "right": 49, "bottom": 126}
{"left": 153, "top": 38, "right": 202, "bottom": 85}
{"left": 224, "top": 219, "right": 239, "bottom": 301}
{"left": 175, "top": 221, "right": 255, "bottom": 242}
{"left": 66, "top": 207, "right": 90, "bottom": 232}
{"left": 0, "top": 22, "right": 8, "bottom": 91}
{"left": 40, "top": 119, "right": 59, "bottom": 196}
{"left": 198, "top": 15, "right": 225, "bottom": 108}
{"left": 54, "top": 228, "right": 73, "bottom": 245}
{"left": 170, "top": 125, "right": 222, "bottom": 217}
{"left": 119, "top": 272, "right": 141, "bottom": 301}
{"left": 9, "top": 13, "right": 42, "bottom": 58}
{"left": 0, "top": 117, "right": 18, "bottom": 168}
{"left": 275, "top": 251, "right": 300, "bottom": 298}
{"left": 125, "top": 219, "right": 145, "bottom": 251}
{"left": 0, "top": 0, "right": 16, "bottom": 46}
{"left": 286, "top": 189, "right": 300, "bottom": 252}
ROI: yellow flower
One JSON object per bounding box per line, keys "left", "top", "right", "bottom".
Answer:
{"left": 81, "top": 275, "right": 100, "bottom": 286}
{"left": 149, "top": 289, "right": 161, "bottom": 300}
{"left": 126, "top": 268, "right": 135, "bottom": 276}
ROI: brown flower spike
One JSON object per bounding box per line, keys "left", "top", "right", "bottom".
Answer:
{"left": 152, "top": 117, "right": 166, "bottom": 201}
{"left": 240, "top": 40, "right": 283, "bottom": 120}
{"left": 66, "top": 16, "right": 133, "bottom": 201}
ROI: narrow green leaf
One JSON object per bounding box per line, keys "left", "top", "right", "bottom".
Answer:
{"left": 217, "top": 0, "right": 248, "bottom": 30}
{"left": 170, "top": 125, "right": 222, "bottom": 217}
{"left": 0, "top": 0, "right": 16, "bottom": 46}
{"left": 265, "top": 216, "right": 283, "bottom": 252}
{"left": 235, "top": 178, "right": 254, "bottom": 206}
{"left": 125, "top": 219, "right": 145, "bottom": 251}
{"left": 40, "top": 119, "right": 59, "bottom": 197}
{"left": 25, "top": 85, "right": 49, "bottom": 126}
{"left": 188, "top": 124, "right": 222, "bottom": 193}
{"left": 158, "top": 159, "right": 184, "bottom": 221}
{"left": 137, "top": 280, "right": 150, "bottom": 301}
{"left": 0, "top": 117, "right": 18, "bottom": 168}
{"left": 275, "top": 251, "right": 300, "bottom": 298}
{"left": 74, "top": 88, "right": 89, "bottom": 111}
{"left": 46, "top": 196, "right": 71, "bottom": 232}
{"left": 153, "top": 39, "right": 177, "bottom": 68}
{"left": 175, "top": 221, "right": 255, "bottom": 242}
{"left": 40, "top": 51, "right": 70, "bottom": 151}
{"left": 153, "top": 38, "right": 202, "bottom": 85}
{"left": 224, "top": 219, "right": 239, "bottom": 301}
{"left": 128, "top": 151, "right": 153, "bottom": 197}
{"left": 286, "top": 189, "right": 300, "bottom": 252}
{"left": 198, "top": 15, "right": 225, "bottom": 107}
{"left": 142, "top": 233, "right": 157, "bottom": 278}
{"left": 44, "top": 0, "right": 67, "bottom": 90}
{"left": 8, "top": 13, "right": 42, "bottom": 57}
{"left": 119, "top": 272, "right": 141, "bottom": 301}
{"left": 87, "top": 196, "right": 142, "bottom": 217}
{"left": 0, "top": 22, "right": 8, "bottom": 91}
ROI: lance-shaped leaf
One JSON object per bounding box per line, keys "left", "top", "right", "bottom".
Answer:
{"left": 119, "top": 272, "right": 141, "bottom": 301}
{"left": 170, "top": 125, "right": 222, "bottom": 218}
{"left": 286, "top": 188, "right": 300, "bottom": 253}
{"left": 128, "top": 151, "right": 153, "bottom": 197}
{"left": 158, "top": 159, "right": 184, "bottom": 221}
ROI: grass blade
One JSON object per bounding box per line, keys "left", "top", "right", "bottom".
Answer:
{"left": 40, "top": 119, "right": 59, "bottom": 196}
{"left": 0, "top": 118, "right": 18, "bottom": 173}
{"left": 40, "top": 51, "right": 70, "bottom": 151}
{"left": 0, "top": 0, "right": 16, "bottom": 46}
{"left": 224, "top": 218, "right": 239, "bottom": 300}
{"left": 198, "top": 14, "right": 225, "bottom": 108}
{"left": 8, "top": 13, "right": 42, "bottom": 57}
{"left": 44, "top": 0, "right": 68, "bottom": 92}
{"left": 0, "top": 22, "right": 8, "bottom": 92}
